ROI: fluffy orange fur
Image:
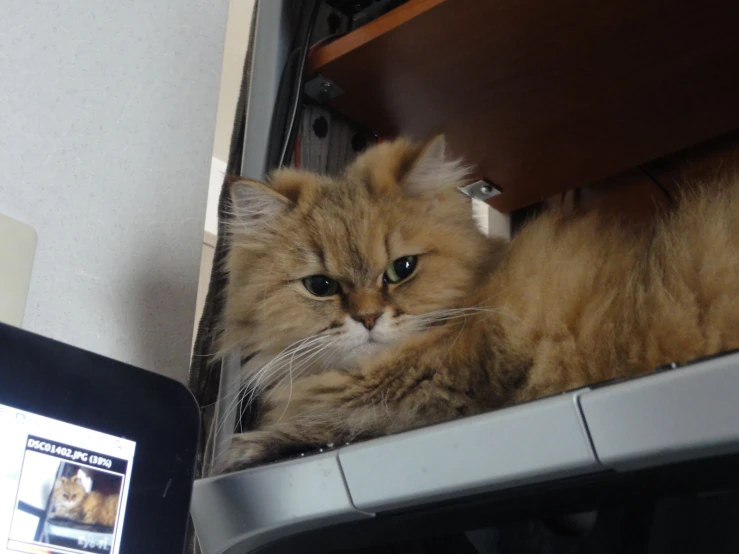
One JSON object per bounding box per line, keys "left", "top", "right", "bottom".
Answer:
{"left": 217, "top": 136, "right": 739, "bottom": 472}
{"left": 51, "top": 476, "right": 119, "bottom": 527}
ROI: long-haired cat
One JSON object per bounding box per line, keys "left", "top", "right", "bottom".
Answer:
{"left": 50, "top": 476, "right": 119, "bottom": 527}
{"left": 216, "top": 135, "right": 739, "bottom": 472}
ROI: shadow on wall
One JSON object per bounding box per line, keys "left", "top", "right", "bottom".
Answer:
{"left": 127, "top": 251, "right": 199, "bottom": 383}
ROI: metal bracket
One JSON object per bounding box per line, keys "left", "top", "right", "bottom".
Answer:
{"left": 458, "top": 179, "right": 502, "bottom": 202}
{"left": 304, "top": 75, "right": 344, "bottom": 104}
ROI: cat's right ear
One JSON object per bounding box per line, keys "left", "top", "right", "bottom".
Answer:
{"left": 59, "top": 477, "right": 67, "bottom": 484}
{"left": 401, "top": 135, "right": 470, "bottom": 197}
{"left": 228, "top": 177, "right": 293, "bottom": 231}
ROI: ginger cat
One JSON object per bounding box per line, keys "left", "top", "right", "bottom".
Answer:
{"left": 216, "top": 136, "right": 739, "bottom": 472}
{"left": 50, "top": 476, "right": 119, "bottom": 527}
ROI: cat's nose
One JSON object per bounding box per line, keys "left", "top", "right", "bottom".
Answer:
{"left": 352, "top": 312, "right": 381, "bottom": 330}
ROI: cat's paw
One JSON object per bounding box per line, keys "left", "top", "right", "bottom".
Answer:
{"left": 213, "top": 431, "right": 276, "bottom": 474}
{"left": 260, "top": 370, "right": 359, "bottom": 425}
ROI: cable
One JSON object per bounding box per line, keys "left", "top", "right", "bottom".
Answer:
{"left": 308, "top": 32, "right": 346, "bottom": 58}
{"left": 270, "top": 46, "right": 301, "bottom": 164}
{"left": 277, "top": 0, "right": 322, "bottom": 168}
{"left": 294, "top": 133, "right": 301, "bottom": 169}
{"left": 638, "top": 165, "right": 674, "bottom": 205}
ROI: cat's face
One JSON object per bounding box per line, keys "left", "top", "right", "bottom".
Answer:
{"left": 224, "top": 137, "right": 496, "bottom": 376}
{"left": 52, "top": 477, "right": 85, "bottom": 509}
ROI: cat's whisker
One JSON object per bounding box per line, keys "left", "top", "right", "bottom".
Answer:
{"left": 291, "top": 339, "right": 340, "bottom": 378}
{"left": 411, "top": 311, "right": 478, "bottom": 327}
{"left": 275, "top": 343, "right": 333, "bottom": 383}
{"left": 214, "top": 354, "right": 285, "bottom": 440}
{"left": 266, "top": 339, "right": 340, "bottom": 400}
{"left": 460, "top": 305, "right": 528, "bottom": 323}
{"left": 232, "top": 336, "right": 332, "bottom": 424}
{"left": 269, "top": 341, "right": 341, "bottom": 398}
{"left": 434, "top": 312, "right": 469, "bottom": 376}
{"left": 248, "top": 337, "right": 330, "bottom": 394}
{"left": 244, "top": 335, "right": 323, "bottom": 391}
{"left": 315, "top": 344, "right": 340, "bottom": 371}
{"left": 410, "top": 305, "right": 527, "bottom": 329}
{"left": 267, "top": 341, "right": 338, "bottom": 391}
{"left": 212, "top": 381, "right": 249, "bottom": 440}
{"left": 262, "top": 338, "right": 327, "bottom": 412}
{"left": 271, "top": 339, "right": 341, "bottom": 424}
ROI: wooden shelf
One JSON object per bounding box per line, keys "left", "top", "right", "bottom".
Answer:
{"left": 311, "top": 0, "right": 739, "bottom": 212}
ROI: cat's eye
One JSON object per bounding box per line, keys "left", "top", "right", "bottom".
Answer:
{"left": 303, "top": 275, "right": 340, "bottom": 297}
{"left": 384, "top": 255, "right": 418, "bottom": 284}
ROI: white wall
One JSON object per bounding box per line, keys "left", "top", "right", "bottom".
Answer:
{"left": 472, "top": 200, "right": 510, "bottom": 239}
{"left": 205, "top": 157, "right": 228, "bottom": 240}
{"left": 194, "top": 240, "right": 216, "bottom": 346}
{"left": 212, "top": 0, "right": 257, "bottom": 166}
{"left": 0, "top": 1, "right": 228, "bottom": 381}
{"left": 204, "top": 0, "right": 257, "bottom": 241}
{"left": 193, "top": 0, "right": 256, "bottom": 348}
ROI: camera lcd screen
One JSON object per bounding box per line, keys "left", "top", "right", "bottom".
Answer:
{"left": 0, "top": 322, "right": 199, "bottom": 554}
{"left": 0, "top": 404, "right": 137, "bottom": 554}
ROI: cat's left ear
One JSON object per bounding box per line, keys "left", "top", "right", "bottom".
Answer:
{"left": 229, "top": 169, "right": 317, "bottom": 231}
{"left": 402, "top": 135, "right": 470, "bottom": 197}
{"left": 229, "top": 177, "right": 293, "bottom": 231}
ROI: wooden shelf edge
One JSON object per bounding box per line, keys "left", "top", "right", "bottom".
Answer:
{"left": 310, "top": 0, "right": 447, "bottom": 71}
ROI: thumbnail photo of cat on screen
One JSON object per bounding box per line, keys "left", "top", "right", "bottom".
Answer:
{"left": 9, "top": 449, "right": 123, "bottom": 554}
